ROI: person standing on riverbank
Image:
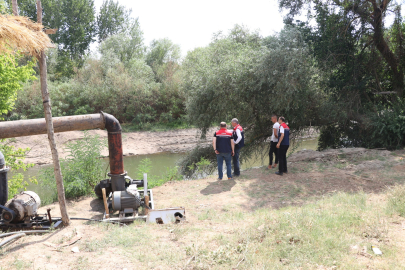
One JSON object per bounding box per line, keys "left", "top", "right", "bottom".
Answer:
{"left": 268, "top": 114, "right": 279, "bottom": 169}
{"left": 213, "top": 122, "right": 235, "bottom": 180}
{"left": 231, "top": 118, "right": 244, "bottom": 177}
{"left": 276, "top": 117, "right": 289, "bottom": 176}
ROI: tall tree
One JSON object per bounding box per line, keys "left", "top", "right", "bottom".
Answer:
{"left": 10, "top": 0, "right": 96, "bottom": 75}
{"left": 279, "top": 0, "right": 404, "bottom": 98}
{"left": 99, "top": 18, "right": 145, "bottom": 63}
{"left": 96, "top": 0, "right": 131, "bottom": 42}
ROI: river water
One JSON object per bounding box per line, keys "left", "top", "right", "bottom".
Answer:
{"left": 11, "top": 138, "right": 318, "bottom": 202}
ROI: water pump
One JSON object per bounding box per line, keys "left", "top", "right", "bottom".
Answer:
{"left": 1, "top": 191, "right": 41, "bottom": 223}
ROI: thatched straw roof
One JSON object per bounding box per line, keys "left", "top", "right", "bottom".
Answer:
{"left": 0, "top": 15, "right": 53, "bottom": 57}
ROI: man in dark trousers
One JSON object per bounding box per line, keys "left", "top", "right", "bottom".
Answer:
{"left": 231, "top": 118, "right": 244, "bottom": 177}
{"left": 213, "top": 122, "right": 235, "bottom": 180}
{"left": 268, "top": 114, "right": 279, "bottom": 169}
{"left": 276, "top": 116, "right": 290, "bottom": 176}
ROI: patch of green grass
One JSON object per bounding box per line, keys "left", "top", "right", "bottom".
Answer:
{"left": 317, "top": 162, "right": 327, "bottom": 172}
{"left": 198, "top": 209, "right": 218, "bottom": 220}
{"left": 334, "top": 162, "right": 348, "bottom": 169}
{"left": 182, "top": 192, "right": 399, "bottom": 269}
{"left": 386, "top": 185, "right": 405, "bottom": 217}
{"left": 12, "top": 258, "right": 32, "bottom": 270}
{"left": 74, "top": 256, "right": 90, "bottom": 270}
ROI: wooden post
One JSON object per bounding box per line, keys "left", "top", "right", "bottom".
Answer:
{"left": 11, "top": 0, "right": 18, "bottom": 15}
{"left": 102, "top": 188, "right": 109, "bottom": 219}
{"left": 37, "top": 0, "right": 70, "bottom": 225}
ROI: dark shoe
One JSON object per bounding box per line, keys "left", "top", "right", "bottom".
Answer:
{"left": 275, "top": 171, "right": 283, "bottom": 176}
{"left": 283, "top": 170, "right": 288, "bottom": 174}
{"left": 232, "top": 174, "right": 240, "bottom": 177}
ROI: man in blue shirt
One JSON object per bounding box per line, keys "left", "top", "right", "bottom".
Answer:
{"left": 213, "top": 122, "right": 235, "bottom": 180}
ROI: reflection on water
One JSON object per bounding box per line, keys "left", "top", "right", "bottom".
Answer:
{"left": 10, "top": 138, "right": 318, "bottom": 202}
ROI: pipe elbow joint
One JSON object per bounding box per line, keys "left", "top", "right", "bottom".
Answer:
{"left": 101, "top": 112, "right": 121, "bottom": 133}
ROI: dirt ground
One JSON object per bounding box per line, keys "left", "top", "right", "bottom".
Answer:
{"left": 6, "top": 128, "right": 212, "bottom": 165}
{"left": 1, "top": 148, "right": 405, "bottom": 269}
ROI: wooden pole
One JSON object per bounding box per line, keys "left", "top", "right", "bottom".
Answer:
{"left": 102, "top": 188, "right": 109, "bottom": 219}
{"left": 37, "top": 0, "right": 70, "bottom": 225}
{"left": 11, "top": 0, "right": 18, "bottom": 15}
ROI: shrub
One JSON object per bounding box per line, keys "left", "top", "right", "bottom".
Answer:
{"left": 386, "top": 184, "right": 405, "bottom": 217}
{"left": 0, "top": 139, "right": 37, "bottom": 199}
{"left": 40, "top": 132, "right": 106, "bottom": 199}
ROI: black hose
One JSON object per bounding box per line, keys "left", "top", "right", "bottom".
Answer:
{"left": 0, "top": 233, "right": 25, "bottom": 248}
{"left": 0, "top": 230, "right": 49, "bottom": 238}
{"left": 48, "top": 217, "right": 127, "bottom": 225}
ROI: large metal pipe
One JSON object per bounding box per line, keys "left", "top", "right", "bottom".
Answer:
{"left": 0, "top": 112, "right": 125, "bottom": 183}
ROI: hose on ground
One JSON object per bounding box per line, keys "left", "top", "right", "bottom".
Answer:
{"left": 0, "top": 230, "right": 49, "bottom": 238}
{"left": 0, "top": 233, "right": 25, "bottom": 248}
{"left": 48, "top": 217, "right": 127, "bottom": 225}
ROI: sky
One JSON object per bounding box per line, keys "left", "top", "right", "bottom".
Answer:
{"left": 93, "top": 0, "right": 285, "bottom": 55}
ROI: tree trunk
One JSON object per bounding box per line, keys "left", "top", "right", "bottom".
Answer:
{"left": 371, "top": 1, "right": 404, "bottom": 98}
{"left": 11, "top": 0, "right": 18, "bottom": 15}
{"left": 37, "top": 0, "right": 70, "bottom": 225}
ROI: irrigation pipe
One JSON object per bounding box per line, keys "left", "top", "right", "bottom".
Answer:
{"left": 0, "top": 230, "right": 49, "bottom": 238}
{"left": 0, "top": 233, "right": 25, "bottom": 248}
{"left": 49, "top": 217, "right": 127, "bottom": 225}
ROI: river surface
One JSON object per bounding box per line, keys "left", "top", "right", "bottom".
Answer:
{"left": 10, "top": 138, "right": 318, "bottom": 202}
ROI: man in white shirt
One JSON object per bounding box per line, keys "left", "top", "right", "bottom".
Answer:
{"left": 231, "top": 118, "right": 244, "bottom": 177}
{"left": 268, "top": 114, "right": 280, "bottom": 169}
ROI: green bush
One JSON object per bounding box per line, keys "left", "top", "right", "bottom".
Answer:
{"left": 0, "top": 139, "right": 37, "bottom": 199}
{"left": 318, "top": 99, "right": 405, "bottom": 150}
{"left": 40, "top": 132, "right": 106, "bottom": 199}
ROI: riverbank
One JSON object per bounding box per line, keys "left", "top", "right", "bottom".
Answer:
{"left": 1, "top": 148, "right": 404, "bottom": 269}
{"left": 7, "top": 128, "right": 213, "bottom": 165}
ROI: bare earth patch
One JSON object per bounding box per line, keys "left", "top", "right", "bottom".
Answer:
{"left": 1, "top": 148, "right": 405, "bottom": 269}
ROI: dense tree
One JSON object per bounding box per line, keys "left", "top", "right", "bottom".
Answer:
{"left": 99, "top": 18, "right": 145, "bottom": 64}
{"left": 146, "top": 38, "right": 181, "bottom": 83}
{"left": 9, "top": 0, "right": 95, "bottom": 77}
{"left": 180, "top": 26, "right": 323, "bottom": 174}
{"left": 278, "top": 0, "right": 405, "bottom": 149}
{"left": 0, "top": 54, "right": 35, "bottom": 118}
{"left": 96, "top": 0, "right": 132, "bottom": 42}
{"left": 279, "top": 0, "right": 404, "bottom": 98}
{"left": 57, "top": 0, "right": 95, "bottom": 62}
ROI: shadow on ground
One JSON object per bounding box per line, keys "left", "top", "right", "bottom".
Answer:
{"left": 200, "top": 179, "right": 236, "bottom": 195}
{"left": 241, "top": 153, "right": 405, "bottom": 211}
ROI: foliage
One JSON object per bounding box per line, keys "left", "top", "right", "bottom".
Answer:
{"left": 279, "top": 0, "right": 405, "bottom": 149}
{"left": 280, "top": 0, "right": 404, "bottom": 97}
{"left": 99, "top": 18, "right": 145, "bottom": 63}
{"left": 318, "top": 99, "right": 405, "bottom": 150}
{"left": 96, "top": 0, "right": 132, "bottom": 41}
{"left": 386, "top": 184, "right": 405, "bottom": 217}
{"left": 40, "top": 132, "right": 105, "bottom": 198}
{"left": 0, "top": 139, "right": 37, "bottom": 200}
{"left": 0, "top": 54, "right": 36, "bottom": 118}
{"left": 179, "top": 145, "right": 217, "bottom": 177}
{"left": 11, "top": 26, "right": 185, "bottom": 124}
{"left": 182, "top": 25, "right": 323, "bottom": 163}
{"left": 13, "top": 0, "right": 96, "bottom": 78}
